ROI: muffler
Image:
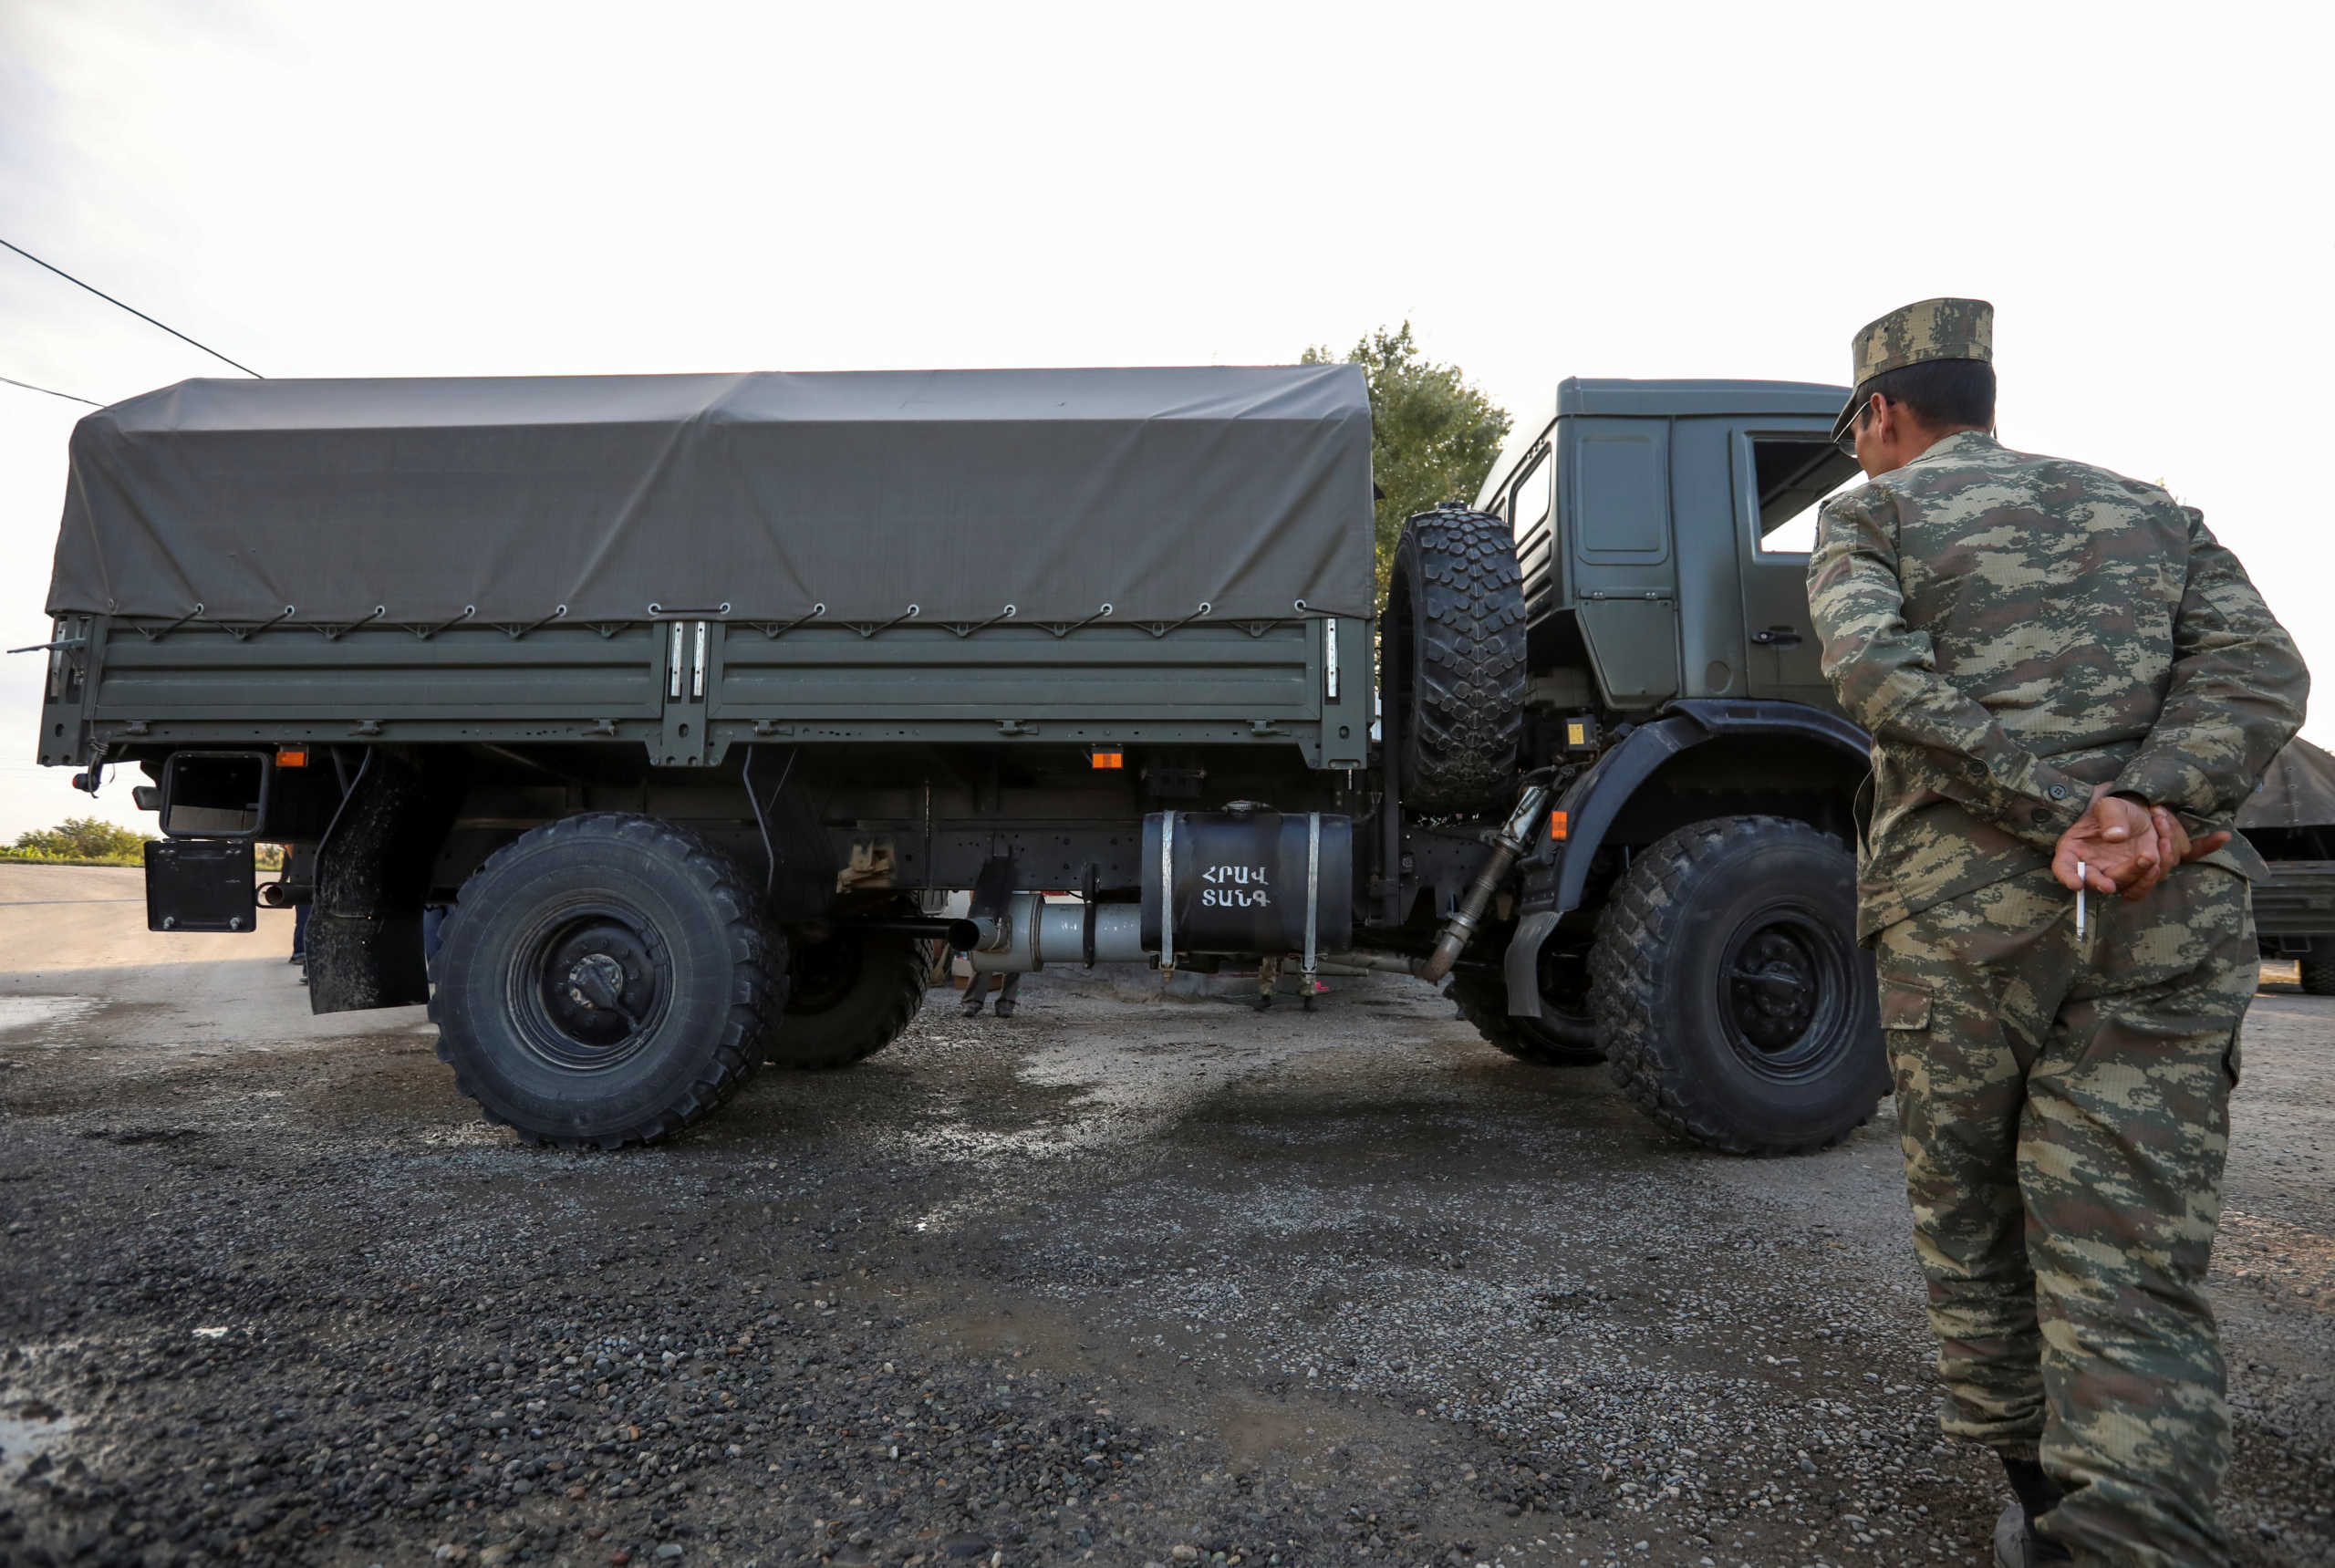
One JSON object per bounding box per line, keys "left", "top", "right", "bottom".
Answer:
{"left": 964, "top": 895, "right": 1148, "bottom": 973}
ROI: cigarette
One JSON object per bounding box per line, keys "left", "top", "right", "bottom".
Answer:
{"left": 2076, "top": 862, "right": 2087, "bottom": 939}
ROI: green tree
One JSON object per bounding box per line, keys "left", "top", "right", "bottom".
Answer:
{"left": 1302, "top": 322, "right": 1512, "bottom": 606}
{"left": 13, "top": 815, "right": 153, "bottom": 861}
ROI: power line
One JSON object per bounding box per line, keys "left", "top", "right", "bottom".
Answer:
{"left": 0, "top": 236, "right": 263, "bottom": 379}
{"left": 1, "top": 373, "right": 100, "bottom": 408}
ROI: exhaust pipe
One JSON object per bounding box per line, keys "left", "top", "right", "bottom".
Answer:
{"left": 1320, "top": 950, "right": 1430, "bottom": 978}
{"left": 1417, "top": 784, "right": 1551, "bottom": 984}
{"left": 852, "top": 901, "right": 1147, "bottom": 973}
{"left": 846, "top": 916, "right": 983, "bottom": 951}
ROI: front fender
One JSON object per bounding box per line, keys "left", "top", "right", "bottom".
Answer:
{"left": 1500, "top": 701, "right": 1870, "bottom": 1018}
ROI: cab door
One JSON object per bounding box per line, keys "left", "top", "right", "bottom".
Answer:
{"left": 1731, "top": 429, "right": 1857, "bottom": 711}
{"left": 1567, "top": 419, "right": 1680, "bottom": 709}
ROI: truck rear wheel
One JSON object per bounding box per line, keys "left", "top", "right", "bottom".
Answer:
{"left": 430, "top": 813, "right": 782, "bottom": 1149}
{"left": 1591, "top": 815, "right": 1884, "bottom": 1155}
{"left": 767, "top": 929, "right": 929, "bottom": 1068}
{"left": 1451, "top": 939, "right": 1604, "bottom": 1066}
{"left": 1385, "top": 505, "right": 1527, "bottom": 817}
{"left": 2299, "top": 957, "right": 2335, "bottom": 996}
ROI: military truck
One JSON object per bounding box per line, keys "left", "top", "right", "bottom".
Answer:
{"left": 32, "top": 367, "right": 1885, "bottom": 1156}
{"left": 2236, "top": 736, "right": 2335, "bottom": 992}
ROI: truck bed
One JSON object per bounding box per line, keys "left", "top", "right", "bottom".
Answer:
{"left": 44, "top": 614, "right": 1372, "bottom": 771}
{"left": 36, "top": 365, "right": 1379, "bottom": 774}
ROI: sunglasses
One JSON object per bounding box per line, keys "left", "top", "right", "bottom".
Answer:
{"left": 1835, "top": 397, "right": 1873, "bottom": 458}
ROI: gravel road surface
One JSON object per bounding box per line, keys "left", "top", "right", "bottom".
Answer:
{"left": 1, "top": 864, "right": 2330, "bottom": 1568}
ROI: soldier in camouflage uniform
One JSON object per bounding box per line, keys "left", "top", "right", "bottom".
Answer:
{"left": 1805, "top": 298, "right": 2308, "bottom": 1567}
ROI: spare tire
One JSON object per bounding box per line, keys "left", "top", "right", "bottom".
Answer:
{"left": 1383, "top": 504, "right": 1527, "bottom": 817}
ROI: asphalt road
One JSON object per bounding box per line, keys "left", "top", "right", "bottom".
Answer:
{"left": 0, "top": 864, "right": 2330, "bottom": 1568}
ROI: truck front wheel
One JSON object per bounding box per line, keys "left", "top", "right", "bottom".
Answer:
{"left": 766, "top": 929, "right": 930, "bottom": 1069}
{"left": 430, "top": 813, "right": 782, "bottom": 1148}
{"left": 1591, "top": 815, "right": 1884, "bottom": 1155}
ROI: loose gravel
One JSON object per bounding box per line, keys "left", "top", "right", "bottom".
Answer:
{"left": 1, "top": 928, "right": 2330, "bottom": 1568}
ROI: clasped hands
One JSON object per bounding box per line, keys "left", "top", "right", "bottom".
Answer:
{"left": 2050, "top": 784, "right": 2231, "bottom": 900}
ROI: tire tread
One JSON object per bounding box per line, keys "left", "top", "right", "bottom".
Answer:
{"left": 1394, "top": 508, "right": 1528, "bottom": 817}
{"left": 428, "top": 811, "right": 780, "bottom": 1150}
{"left": 1591, "top": 815, "right": 1873, "bottom": 1156}
{"left": 770, "top": 933, "right": 929, "bottom": 1069}
{"left": 1450, "top": 972, "right": 1604, "bottom": 1066}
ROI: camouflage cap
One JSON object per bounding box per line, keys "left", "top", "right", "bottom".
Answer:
{"left": 1833, "top": 296, "right": 1994, "bottom": 439}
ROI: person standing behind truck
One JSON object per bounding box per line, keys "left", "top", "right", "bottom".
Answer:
{"left": 961, "top": 969, "right": 1020, "bottom": 1018}
{"left": 1807, "top": 298, "right": 2307, "bottom": 1567}
{"left": 283, "top": 844, "right": 310, "bottom": 977}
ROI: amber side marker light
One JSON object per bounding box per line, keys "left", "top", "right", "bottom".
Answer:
{"left": 1090, "top": 749, "right": 1124, "bottom": 770}
{"left": 276, "top": 748, "right": 308, "bottom": 768}
{"left": 1549, "top": 809, "right": 1569, "bottom": 841}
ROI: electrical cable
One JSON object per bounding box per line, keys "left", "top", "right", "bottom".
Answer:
{"left": 0, "top": 236, "right": 263, "bottom": 378}
{"left": 1, "top": 374, "right": 100, "bottom": 408}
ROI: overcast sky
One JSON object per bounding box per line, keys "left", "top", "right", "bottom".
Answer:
{"left": 1, "top": 0, "right": 2328, "bottom": 841}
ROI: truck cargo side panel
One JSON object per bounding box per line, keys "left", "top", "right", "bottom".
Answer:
{"left": 716, "top": 624, "right": 1309, "bottom": 715}
{"left": 64, "top": 617, "right": 1369, "bottom": 770}
{"left": 2252, "top": 860, "right": 2335, "bottom": 939}
{"left": 88, "top": 624, "right": 666, "bottom": 724}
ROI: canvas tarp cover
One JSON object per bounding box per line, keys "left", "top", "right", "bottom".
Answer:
{"left": 2238, "top": 737, "right": 2335, "bottom": 829}
{"left": 45, "top": 365, "right": 1376, "bottom": 627}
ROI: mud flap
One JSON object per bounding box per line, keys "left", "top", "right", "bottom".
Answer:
{"left": 143, "top": 838, "right": 257, "bottom": 933}
{"left": 1504, "top": 909, "right": 1561, "bottom": 1018}
{"left": 308, "top": 750, "right": 463, "bottom": 1014}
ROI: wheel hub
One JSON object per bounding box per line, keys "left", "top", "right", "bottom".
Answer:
{"left": 1726, "top": 927, "right": 1820, "bottom": 1052}
{"left": 566, "top": 951, "right": 627, "bottom": 1010}
{"left": 536, "top": 920, "right": 658, "bottom": 1051}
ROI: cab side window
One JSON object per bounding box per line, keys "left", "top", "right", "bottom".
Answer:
{"left": 1508, "top": 450, "right": 1551, "bottom": 537}
{"left": 1507, "top": 447, "right": 1557, "bottom": 612}
{"left": 1749, "top": 437, "right": 1860, "bottom": 556}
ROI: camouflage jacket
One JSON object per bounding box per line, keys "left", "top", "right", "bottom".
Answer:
{"left": 1807, "top": 431, "right": 2308, "bottom": 937}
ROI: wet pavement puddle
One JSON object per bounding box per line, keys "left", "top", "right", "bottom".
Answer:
{"left": 0, "top": 996, "right": 102, "bottom": 1036}
{"left": 0, "top": 1399, "right": 76, "bottom": 1493}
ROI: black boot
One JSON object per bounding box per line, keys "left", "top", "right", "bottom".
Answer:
{"left": 1992, "top": 1453, "right": 2070, "bottom": 1566}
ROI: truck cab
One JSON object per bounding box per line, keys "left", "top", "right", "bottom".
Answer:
{"left": 1417, "top": 376, "right": 1886, "bottom": 1156}
{"left": 1477, "top": 378, "right": 1857, "bottom": 718}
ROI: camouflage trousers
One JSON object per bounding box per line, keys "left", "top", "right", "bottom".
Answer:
{"left": 1872, "top": 864, "right": 2256, "bottom": 1568}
